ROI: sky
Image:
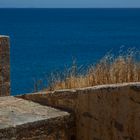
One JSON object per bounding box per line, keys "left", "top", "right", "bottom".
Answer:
{"left": 0, "top": 0, "right": 140, "bottom": 8}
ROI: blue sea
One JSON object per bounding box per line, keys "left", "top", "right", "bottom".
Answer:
{"left": 0, "top": 8, "right": 140, "bottom": 95}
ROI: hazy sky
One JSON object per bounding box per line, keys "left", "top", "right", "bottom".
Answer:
{"left": 0, "top": 0, "right": 140, "bottom": 8}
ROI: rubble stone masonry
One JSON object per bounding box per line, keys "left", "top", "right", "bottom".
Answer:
{"left": 0, "top": 35, "right": 10, "bottom": 96}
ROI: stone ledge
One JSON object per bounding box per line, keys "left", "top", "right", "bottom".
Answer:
{"left": 0, "top": 35, "right": 9, "bottom": 38}
{"left": 18, "top": 82, "right": 140, "bottom": 96}
{"left": 0, "top": 96, "right": 74, "bottom": 139}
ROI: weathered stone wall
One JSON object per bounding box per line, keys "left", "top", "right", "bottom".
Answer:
{"left": 0, "top": 119, "right": 70, "bottom": 140}
{"left": 0, "top": 35, "right": 10, "bottom": 96}
{"left": 0, "top": 96, "right": 75, "bottom": 140}
{"left": 19, "top": 82, "right": 140, "bottom": 140}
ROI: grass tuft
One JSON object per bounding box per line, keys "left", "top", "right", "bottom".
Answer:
{"left": 47, "top": 48, "right": 140, "bottom": 91}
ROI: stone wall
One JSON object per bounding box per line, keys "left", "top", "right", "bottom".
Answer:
{"left": 0, "top": 96, "right": 75, "bottom": 140}
{"left": 0, "top": 35, "right": 10, "bottom": 96}
{"left": 19, "top": 82, "right": 140, "bottom": 140}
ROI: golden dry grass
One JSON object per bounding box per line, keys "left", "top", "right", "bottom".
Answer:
{"left": 48, "top": 49, "right": 140, "bottom": 91}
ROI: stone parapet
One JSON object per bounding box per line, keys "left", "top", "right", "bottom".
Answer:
{"left": 19, "top": 82, "right": 140, "bottom": 140}
{"left": 0, "top": 96, "right": 74, "bottom": 140}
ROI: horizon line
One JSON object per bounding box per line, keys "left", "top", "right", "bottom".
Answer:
{"left": 0, "top": 7, "right": 140, "bottom": 9}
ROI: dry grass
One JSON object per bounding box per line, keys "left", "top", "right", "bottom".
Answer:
{"left": 47, "top": 48, "right": 140, "bottom": 91}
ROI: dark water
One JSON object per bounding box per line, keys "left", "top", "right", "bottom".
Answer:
{"left": 0, "top": 8, "right": 140, "bottom": 95}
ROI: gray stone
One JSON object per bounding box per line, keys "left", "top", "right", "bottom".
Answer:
{"left": 0, "top": 96, "right": 73, "bottom": 140}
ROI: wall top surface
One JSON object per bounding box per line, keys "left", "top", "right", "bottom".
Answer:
{"left": 0, "top": 35, "right": 9, "bottom": 38}
{"left": 0, "top": 96, "right": 70, "bottom": 130}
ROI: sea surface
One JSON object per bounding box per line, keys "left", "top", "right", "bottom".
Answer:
{"left": 0, "top": 8, "right": 140, "bottom": 95}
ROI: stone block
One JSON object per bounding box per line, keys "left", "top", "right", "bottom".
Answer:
{"left": 0, "top": 96, "right": 74, "bottom": 140}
